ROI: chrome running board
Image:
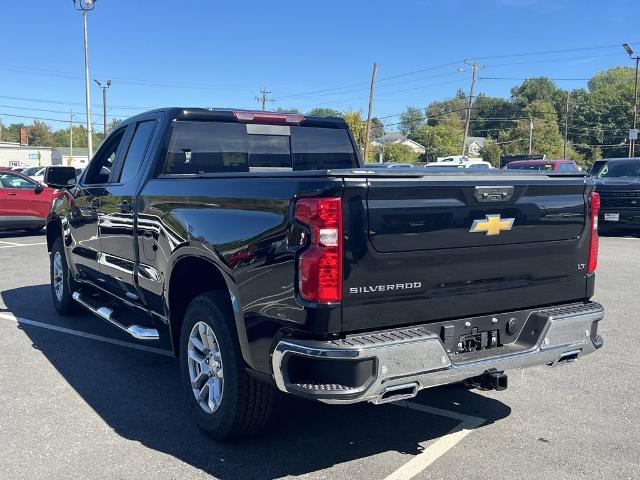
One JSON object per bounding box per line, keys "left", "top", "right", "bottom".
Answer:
{"left": 72, "top": 291, "right": 159, "bottom": 341}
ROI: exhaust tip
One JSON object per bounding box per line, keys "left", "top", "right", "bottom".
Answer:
{"left": 377, "top": 382, "right": 419, "bottom": 403}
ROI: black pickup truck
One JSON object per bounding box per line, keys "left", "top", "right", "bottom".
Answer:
{"left": 44, "top": 108, "right": 604, "bottom": 439}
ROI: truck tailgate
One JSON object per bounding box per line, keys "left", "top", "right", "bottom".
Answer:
{"left": 341, "top": 173, "right": 592, "bottom": 332}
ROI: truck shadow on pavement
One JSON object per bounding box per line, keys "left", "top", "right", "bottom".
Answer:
{"left": 2, "top": 285, "right": 512, "bottom": 479}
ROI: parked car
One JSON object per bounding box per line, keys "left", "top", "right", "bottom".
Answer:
{"left": 505, "top": 159, "right": 579, "bottom": 172}
{"left": 22, "top": 166, "right": 46, "bottom": 177}
{"left": 0, "top": 170, "right": 61, "bottom": 232}
{"left": 363, "top": 162, "right": 415, "bottom": 168}
{"left": 593, "top": 158, "right": 640, "bottom": 231}
{"left": 44, "top": 108, "right": 604, "bottom": 439}
{"left": 429, "top": 156, "right": 492, "bottom": 168}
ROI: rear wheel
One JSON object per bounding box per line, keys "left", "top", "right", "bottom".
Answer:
{"left": 50, "top": 237, "right": 80, "bottom": 315}
{"left": 179, "top": 292, "right": 274, "bottom": 439}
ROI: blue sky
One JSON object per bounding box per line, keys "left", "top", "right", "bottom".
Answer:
{"left": 0, "top": 0, "right": 638, "bottom": 132}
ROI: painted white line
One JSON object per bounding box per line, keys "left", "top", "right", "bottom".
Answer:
{"left": 0, "top": 242, "right": 46, "bottom": 249}
{"left": 0, "top": 240, "right": 24, "bottom": 246}
{"left": 0, "top": 312, "right": 173, "bottom": 357}
{"left": 385, "top": 401, "right": 485, "bottom": 480}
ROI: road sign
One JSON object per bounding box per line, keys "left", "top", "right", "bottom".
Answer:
{"left": 630, "top": 129, "right": 639, "bottom": 140}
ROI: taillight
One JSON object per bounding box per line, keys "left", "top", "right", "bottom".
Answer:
{"left": 587, "top": 192, "right": 600, "bottom": 274}
{"left": 233, "top": 111, "right": 304, "bottom": 125}
{"left": 294, "top": 197, "right": 342, "bottom": 303}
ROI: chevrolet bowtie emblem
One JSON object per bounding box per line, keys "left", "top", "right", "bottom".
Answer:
{"left": 469, "top": 214, "right": 515, "bottom": 236}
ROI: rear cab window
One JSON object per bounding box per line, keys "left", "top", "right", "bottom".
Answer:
{"left": 163, "top": 120, "right": 358, "bottom": 174}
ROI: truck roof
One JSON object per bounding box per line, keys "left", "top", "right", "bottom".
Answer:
{"left": 127, "top": 107, "right": 348, "bottom": 129}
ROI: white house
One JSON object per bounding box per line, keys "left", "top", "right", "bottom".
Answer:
{"left": 52, "top": 147, "right": 90, "bottom": 168}
{"left": 465, "top": 136, "right": 486, "bottom": 156}
{"left": 371, "top": 132, "right": 427, "bottom": 162}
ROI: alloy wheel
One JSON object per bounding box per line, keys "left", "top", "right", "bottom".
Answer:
{"left": 187, "top": 321, "right": 224, "bottom": 414}
{"left": 53, "top": 251, "right": 64, "bottom": 302}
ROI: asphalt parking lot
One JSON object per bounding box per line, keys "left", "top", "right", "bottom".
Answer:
{"left": 0, "top": 231, "right": 638, "bottom": 480}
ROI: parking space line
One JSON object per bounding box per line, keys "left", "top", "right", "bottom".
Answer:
{"left": 1, "top": 309, "right": 483, "bottom": 479}
{"left": 385, "top": 402, "right": 485, "bottom": 480}
{"left": 0, "top": 240, "right": 24, "bottom": 246}
{"left": 0, "top": 312, "right": 173, "bottom": 357}
{"left": 0, "top": 242, "right": 46, "bottom": 249}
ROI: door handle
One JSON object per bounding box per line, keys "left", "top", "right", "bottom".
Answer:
{"left": 118, "top": 200, "right": 132, "bottom": 213}
{"left": 7, "top": 192, "right": 16, "bottom": 196}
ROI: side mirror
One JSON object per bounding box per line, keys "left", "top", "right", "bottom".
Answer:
{"left": 34, "top": 184, "right": 44, "bottom": 194}
{"left": 44, "top": 166, "right": 77, "bottom": 189}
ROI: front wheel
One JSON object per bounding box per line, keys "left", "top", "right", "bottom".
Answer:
{"left": 50, "top": 237, "right": 80, "bottom": 315}
{"left": 179, "top": 292, "right": 274, "bottom": 440}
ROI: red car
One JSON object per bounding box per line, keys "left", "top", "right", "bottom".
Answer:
{"left": 504, "top": 159, "right": 580, "bottom": 172}
{"left": 0, "top": 169, "right": 60, "bottom": 232}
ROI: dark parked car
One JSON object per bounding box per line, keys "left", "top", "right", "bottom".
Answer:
{"left": 594, "top": 158, "right": 640, "bottom": 231}
{"left": 44, "top": 108, "right": 604, "bottom": 439}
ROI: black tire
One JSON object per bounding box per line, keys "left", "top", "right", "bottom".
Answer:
{"left": 50, "top": 237, "right": 81, "bottom": 315}
{"left": 179, "top": 292, "right": 275, "bottom": 440}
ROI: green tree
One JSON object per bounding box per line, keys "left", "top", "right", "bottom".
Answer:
{"left": 399, "top": 107, "right": 426, "bottom": 137}
{"left": 275, "top": 107, "right": 300, "bottom": 113}
{"left": 28, "top": 120, "right": 56, "bottom": 147}
{"left": 380, "top": 142, "right": 419, "bottom": 163}
{"left": 371, "top": 117, "right": 385, "bottom": 139}
{"left": 511, "top": 77, "right": 563, "bottom": 108}
{"left": 412, "top": 123, "right": 464, "bottom": 162}
{"left": 471, "top": 95, "right": 517, "bottom": 135}
{"left": 479, "top": 138, "right": 502, "bottom": 167}
{"left": 426, "top": 90, "right": 466, "bottom": 126}
{"left": 569, "top": 67, "right": 635, "bottom": 159}
{"left": 343, "top": 111, "right": 367, "bottom": 153}
{"left": 307, "top": 107, "right": 342, "bottom": 117}
{"left": 1, "top": 123, "right": 26, "bottom": 143}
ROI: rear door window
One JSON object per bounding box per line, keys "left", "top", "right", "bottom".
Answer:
{"left": 291, "top": 127, "right": 358, "bottom": 170}
{"left": 165, "top": 122, "right": 248, "bottom": 174}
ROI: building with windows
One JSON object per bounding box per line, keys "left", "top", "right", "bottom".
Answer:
{"left": 0, "top": 142, "right": 53, "bottom": 168}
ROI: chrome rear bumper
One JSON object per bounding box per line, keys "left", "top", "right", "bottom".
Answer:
{"left": 271, "top": 302, "right": 604, "bottom": 404}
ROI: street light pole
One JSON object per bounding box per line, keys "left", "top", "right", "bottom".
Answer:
{"left": 623, "top": 43, "right": 639, "bottom": 158}
{"left": 95, "top": 79, "right": 111, "bottom": 138}
{"left": 73, "top": 0, "right": 97, "bottom": 159}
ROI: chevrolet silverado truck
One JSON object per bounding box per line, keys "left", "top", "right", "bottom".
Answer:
{"left": 44, "top": 108, "right": 605, "bottom": 439}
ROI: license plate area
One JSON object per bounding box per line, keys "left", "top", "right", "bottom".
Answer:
{"left": 604, "top": 213, "right": 619, "bottom": 222}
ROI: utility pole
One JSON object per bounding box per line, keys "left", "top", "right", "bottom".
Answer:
{"left": 95, "top": 79, "right": 111, "bottom": 137}
{"left": 563, "top": 92, "right": 570, "bottom": 159}
{"left": 255, "top": 88, "right": 274, "bottom": 111}
{"left": 528, "top": 118, "right": 534, "bottom": 155}
{"left": 70, "top": 111, "right": 74, "bottom": 165}
{"left": 623, "top": 44, "right": 639, "bottom": 157}
{"left": 461, "top": 60, "right": 482, "bottom": 156}
{"left": 363, "top": 62, "right": 378, "bottom": 163}
{"left": 0, "top": 117, "right": 3, "bottom": 142}
{"left": 73, "top": 0, "right": 97, "bottom": 159}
